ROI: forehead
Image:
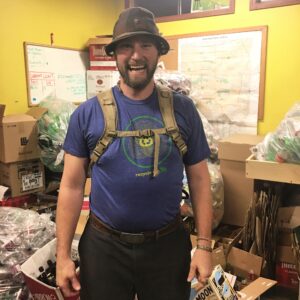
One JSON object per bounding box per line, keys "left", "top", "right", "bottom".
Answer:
{"left": 117, "top": 35, "right": 157, "bottom": 45}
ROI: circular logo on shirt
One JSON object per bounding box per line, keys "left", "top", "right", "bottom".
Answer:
{"left": 122, "top": 115, "right": 172, "bottom": 170}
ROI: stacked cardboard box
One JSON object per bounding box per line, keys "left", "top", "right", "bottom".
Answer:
{"left": 0, "top": 105, "right": 46, "bottom": 198}
{"left": 190, "top": 238, "right": 276, "bottom": 300}
{"left": 86, "top": 70, "right": 119, "bottom": 99}
{"left": 276, "top": 206, "right": 300, "bottom": 290}
{"left": 86, "top": 37, "right": 119, "bottom": 99}
{"left": 87, "top": 37, "right": 117, "bottom": 71}
{"left": 218, "top": 134, "right": 264, "bottom": 226}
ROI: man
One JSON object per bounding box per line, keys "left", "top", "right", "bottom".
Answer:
{"left": 56, "top": 7, "right": 213, "bottom": 300}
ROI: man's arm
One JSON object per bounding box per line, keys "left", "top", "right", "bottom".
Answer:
{"left": 56, "top": 153, "right": 89, "bottom": 297}
{"left": 185, "top": 160, "right": 213, "bottom": 288}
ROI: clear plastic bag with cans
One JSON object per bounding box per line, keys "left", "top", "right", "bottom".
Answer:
{"left": 37, "top": 98, "right": 76, "bottom": 172}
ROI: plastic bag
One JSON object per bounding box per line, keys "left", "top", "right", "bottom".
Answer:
{"left": 197, "top": 109, "right": 220, "bottom": 162}
{"left": 37, "top": 98, "right": 76, "bottom": 172}
{"left": 0, "top": 207, "right": 55, "bottom": 299}
{"left": 251, "top": 102, "right": 300, "bottom": 163}
{"left": 181, "top": 162, "right": 224, "bottom": 230}
{"left": 154, "top": 69, "right": 192, "bottom": 96}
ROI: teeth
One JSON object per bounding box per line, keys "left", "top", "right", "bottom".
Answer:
{"left": 129, "top": 65, "right": 145, "bottom": 71}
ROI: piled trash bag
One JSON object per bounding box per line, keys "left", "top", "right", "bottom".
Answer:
{"left": 154, "top": 69, "right": 219, "bottom": 162}
{"left": 181, "top": 163, "right": 224, "bottom": 230}
{"left": 155, "top": 68, "right": 192, "bottom": 96}
{"left": 154, "top": 69, "right": 224, "bottom": 229}
{"left": 0, "top": 207, "right": 56, "bottom": 299}
{"left": 37, "top": 98, "right": 76, "bottom": 173}
{"left": 251, "top": 102, "right": 300, "bottom": 164}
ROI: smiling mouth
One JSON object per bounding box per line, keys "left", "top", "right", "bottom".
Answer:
{"left": 128, "top": 65, "right": 146, "bottom": 71}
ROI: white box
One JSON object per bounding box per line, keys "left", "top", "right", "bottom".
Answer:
{"left": 86, "top": 70, "right": 119, "bottom": 99}
{"left": 21, "top": 238, "right": 79, "bottom": 300}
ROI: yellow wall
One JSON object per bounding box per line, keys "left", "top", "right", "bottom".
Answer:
{"left": 1, "top": 1, "right": 299, "bottom": 135}
{"left": 157, "top": 1, "right": 300, "bottom": 134}
{"left": 0, "top": 0, "right": 123, "bottom": 115}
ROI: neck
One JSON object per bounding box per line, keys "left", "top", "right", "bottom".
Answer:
{"left": 118, "top": 79, "right": 155, "bottom": 100}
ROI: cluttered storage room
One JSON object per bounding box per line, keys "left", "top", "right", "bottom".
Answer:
{"left": 0, "top": 1, "right": 300, "bottom": 299}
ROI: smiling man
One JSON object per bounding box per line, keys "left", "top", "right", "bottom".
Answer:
{"left": 56, "top": 7, "right": 213, "bottom": 300}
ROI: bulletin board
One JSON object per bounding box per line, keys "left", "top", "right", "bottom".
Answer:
{"left": 24, "top": 42, "right": 89, "bottom": 106}
{"left": 161, "top": 26, "right": 267, "bottom": 122}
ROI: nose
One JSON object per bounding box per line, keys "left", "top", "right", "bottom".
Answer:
{"left": 131, "top": 43, "right": 143, "bottom": 59}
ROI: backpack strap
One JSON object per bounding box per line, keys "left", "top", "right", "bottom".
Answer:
{"left": 90, "top": 85, "right": 188, "bottom": 177}
{"left": 89, "top": 89, "right": 117, "bottom": 168}
{"left": 156, "top": 84, "right": 188, "bottom": 156}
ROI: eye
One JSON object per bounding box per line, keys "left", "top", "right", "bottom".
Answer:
{"left": 117, "top": 43, "right": 132, "bottom": 51}
{"left": 141, "top": 42, "right": 154, "bottom": 49}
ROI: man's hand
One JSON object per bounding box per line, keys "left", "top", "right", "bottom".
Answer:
{"left": 56, "top": 256, "right": 81, "bottom": 297}
{"left": 187, "top": 249, "right": 212, "bottom": 290}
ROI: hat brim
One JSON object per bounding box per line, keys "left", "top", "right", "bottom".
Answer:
{"left": 105, "top": 32, "right": 170, "bottom": 56}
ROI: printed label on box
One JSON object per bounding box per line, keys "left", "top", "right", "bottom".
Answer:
{"left": 22, "top": 172, "right": 43, "bottom": 191}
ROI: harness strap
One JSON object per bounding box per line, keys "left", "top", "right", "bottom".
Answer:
{"left": 90, "top": 85, "right": 187, "bottom": 177}
{"left": 156, "top": 84, "right": 188, "bottom": 156}
{"left": 117, "top": 128, "right": 166, "bottom": 177}
{"left": 153, "top": 131, "right": 160, "bottom": 177}
{"left": 89, "top": 89, "right": 117, "bottom": 168}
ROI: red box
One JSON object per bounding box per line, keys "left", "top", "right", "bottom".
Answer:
{"left": 276, "top": 261, "right": 299, "bottom": 290}
{"left": 88, "top": 37, "right": 117, "bottom": 71}
{"left": 21, "top": 238, "right": 79, "bottom": 300}
{"left": 0, "top": 194, "right": 36, "bottom": 207}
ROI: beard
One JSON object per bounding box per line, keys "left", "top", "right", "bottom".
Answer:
{"left": 116, "top": 57, "right": 159, "bottom": 91}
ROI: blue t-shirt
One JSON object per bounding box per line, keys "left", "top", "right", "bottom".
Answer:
{"left": 63, "top": 86, "right": 210, "bottom": 232}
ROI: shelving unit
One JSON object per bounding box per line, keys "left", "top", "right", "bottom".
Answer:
{"left": 245, "top": 155, "right": 300, "bottom": 299}
{"left": 246, "top": 154, "right": 300, "bottom": 184}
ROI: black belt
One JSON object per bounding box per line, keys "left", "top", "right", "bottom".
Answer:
{"left": 90, "top": 212, "right": 182, "bottom": 244}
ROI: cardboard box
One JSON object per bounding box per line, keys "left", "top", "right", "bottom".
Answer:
{"left": 213, "top": 224, "right": 244, "bottom": 257}
{"left": 0, "top": 159, "right": 45, "bottom": 197}
{"left": 218, "top": 134, "right": 264, "bottom": 226}
{"left": 84, "top": 177, "right": 91, "bottom": 196}
{"left": 0, "top": 105, "right": 47, "bottom": 163}
{"left": 276, "top": 262, "right": 299, "bottom": 290}
{"left": 75, "top": 178, "right": 91, "bottom": 235}
{"left": 191, "top": 220, "right": 276, "bottom": 299}
{"left": 21, "top": 238, "right": 79, "bottom": 300}
{"left": 276, "top": 206, "right": 299, "bottom": 266}
{"left": 226, "top": 247, "right": 263, "bottom": 279}
{"left": 75, "top": 196, "right": 90, "bottom": 235}
{"left": 0, "top": 193, "right": 36, "bottom": 207}
{"left": 276, "top": 245, "right": 298, "bottom": 264}
{"left": 277, "top": 206, "right": 300, "bottom": 232}
{"left": 246, "top": 155, "right": 300, "bottom": 184}
{"left": 87, "top": 37, "right": 117, "bottom": 71}
{"left": 192, "top": 277, "right": 278, "bottom": 300}
{"left": 86, "top": 70, "right": 119, "bottom": 99}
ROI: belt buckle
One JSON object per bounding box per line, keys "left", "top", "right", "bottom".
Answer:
{"left": 120, "top": 232, "right": 145, "bottom": 244}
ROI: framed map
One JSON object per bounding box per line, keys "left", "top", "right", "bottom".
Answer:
{"left": 160, "top": 26, "right": 267, "bottom": 139}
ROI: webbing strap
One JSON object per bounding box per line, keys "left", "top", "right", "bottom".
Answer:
{"left": 153, "top": 132, "right": 160, "bottom": 177}
{"left": 156, "top": 85, "right": 187, "bottom": 156}
{"left": 90, "top": 89, "right": 117, "bottom": 166}
{"left": 91, "top": 85, "right": 187, "bottom": 177}
{"left": 117, "top": 128, "right": 166, "bottom": 177}
{"left": 117, "top": 128, "right": 166, "bottom": 137}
